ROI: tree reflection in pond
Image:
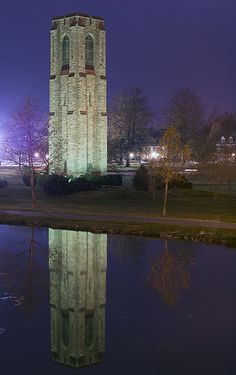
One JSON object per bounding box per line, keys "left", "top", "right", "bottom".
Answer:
{"left": 147, "top": 240, "right": 196, "bottom": 309}
{"left": 109, "top": 235, "right": 147, "bottom": 263}
{"left": 0, "top": 225, "right": 48, "bottom": 315}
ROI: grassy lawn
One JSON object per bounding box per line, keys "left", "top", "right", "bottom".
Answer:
{"left": 0, "top": 168, "right": 236, "bottom": 222}
{"left": 0, "top": 168, "right": 236, "bottom": 247}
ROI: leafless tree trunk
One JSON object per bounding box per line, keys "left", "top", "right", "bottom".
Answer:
{"left": 163, "top": 179, "right": 168, "bottom": 216}
{"left": 148, "top": 127, "right": 181, "bottom": 216}
{"left": 30, "top": 167, "right": 36, "bottom": 207}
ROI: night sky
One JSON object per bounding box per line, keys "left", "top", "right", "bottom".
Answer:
{"left": 0, "top": 0, "right": 235, "bottom": 124}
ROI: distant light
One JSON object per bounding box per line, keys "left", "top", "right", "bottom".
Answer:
{"left": 150, "top": 151, "right": 159, "bottom": 159}
{"left": 232, "top": 153, "right": 235, "bottom": 157}
{"left": 34, "top": 152, "right": 39, "bottom": 158}
{"left": 129, "top": 153, "right": 134, "bottom": 158}
{"left": 184, "top": 168, "right": 198, "bottom": 172}
{"left": 46, "top": 154, "right": 49, "bottom": 159}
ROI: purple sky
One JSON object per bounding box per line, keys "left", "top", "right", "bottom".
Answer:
{"left": 0, "top": 0, "right": 235, "bottom": 122}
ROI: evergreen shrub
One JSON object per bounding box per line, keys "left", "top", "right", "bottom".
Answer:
{"left": 22, "top": 173, "right": 37, "bottom": 187}
{"left": 170, "top": 174, "right": 193, "bottom": 189}
{"left": 87, "top": 174, "right": 122, "bottom": 187}
{"left": 133, "top": 166, "right": 193, "bottom": 190}
{"left": 132, "top": 165, "right": 149, "bottom": 191}
{"left": 43, "top": 175, "right": 97, "bottom": 195}
{"left": 36, "top": 174, "right": 49, "bottom": 187}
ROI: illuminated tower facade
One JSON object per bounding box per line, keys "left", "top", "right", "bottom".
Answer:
{"left": 49, "top": 229, "right": 107, "bottom": 368}
{"left": 49, "top": 13, "right": 107, "bottom": 175}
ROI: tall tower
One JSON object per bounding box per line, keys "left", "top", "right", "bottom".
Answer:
{"left": 49, "top": 229, "right": 107, "bottom": 368}
{"left": 49, "top": 13, "right": 107, "bottom": 176}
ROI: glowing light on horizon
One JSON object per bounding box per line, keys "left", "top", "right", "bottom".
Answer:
{"left": 150, "top": 151, "right": 159, "bottom": 159}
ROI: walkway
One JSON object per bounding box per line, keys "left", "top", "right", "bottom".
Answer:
{"left": 0, "top": 209, "right": 236, "bottom": 230}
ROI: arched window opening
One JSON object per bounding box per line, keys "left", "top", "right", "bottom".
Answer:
{"left": 62, "top": 36, "right": 69, "bottom": 67}
{"left": 85, "top": 35, "right": 94, "bottom": 68}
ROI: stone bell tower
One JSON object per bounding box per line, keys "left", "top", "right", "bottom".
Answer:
{"left": 49, "top": 12, "right": 107, "bottom": 175}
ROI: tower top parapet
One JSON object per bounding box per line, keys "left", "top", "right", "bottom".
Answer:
{"left": 52, "top": 12, "right": 104, "bottom": 21}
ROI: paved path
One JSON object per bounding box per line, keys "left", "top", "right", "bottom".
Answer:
{"left": 0, "top": 209, "right": 236, "bottom": 230}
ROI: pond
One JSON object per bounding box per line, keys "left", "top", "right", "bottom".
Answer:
{"left": 0, "top": 225, "right": 236, "bottom": 374}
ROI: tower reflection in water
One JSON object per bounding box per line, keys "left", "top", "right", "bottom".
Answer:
{"left": 49, "top": 229, "right": 107, "bottom": 368}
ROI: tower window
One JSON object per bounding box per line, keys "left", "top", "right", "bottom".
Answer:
{"left": 62, "top": 36, "right": 69, "bottom": 67}
{"left": 85, "top": 35, "right": 94, "bottom": 68}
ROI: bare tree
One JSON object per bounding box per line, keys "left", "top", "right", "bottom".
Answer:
{"left": 208, "top": 112, "right": 236, "bottom": 141}
{"left": 164, "top": 88, "right": 205, "bottom": 161}
{"left": 3, "top": 98, "right": 48, "bottom": 207}
{"left": 108, "top": 87, "right": 153, "bottom": 166}
{"left": 146, "top": 240, "right": 195, "bottom": 309}
{"left": 148, "top": 127, "right": 182, "bottom": 216}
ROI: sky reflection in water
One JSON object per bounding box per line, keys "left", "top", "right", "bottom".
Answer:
{"left": 0, "top": 225, "right": 235, "bottom": 374}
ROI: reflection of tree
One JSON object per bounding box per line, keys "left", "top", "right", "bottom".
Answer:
{"left": 0, "top": 226, "right": 48, "bottom": 315}
{"left": 147, "top": 240, "right": 195, "bottom": 309}
{"left": 109, "top": 236, "right": 146, "bottom": 264}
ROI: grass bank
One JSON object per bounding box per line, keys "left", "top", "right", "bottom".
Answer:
{"left": 0, "top": 214, "right": 236, "bottom": 248}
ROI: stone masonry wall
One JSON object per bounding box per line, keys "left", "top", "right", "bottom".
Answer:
{"left": 49, "top": 13, "right": 107, "bottom": 175}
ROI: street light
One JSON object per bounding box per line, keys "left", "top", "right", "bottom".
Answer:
{"left": 150, "top": 151, "right": 159, "bottom": 159}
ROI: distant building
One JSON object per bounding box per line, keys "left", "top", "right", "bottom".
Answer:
{"left": 49, "top": 229, "right": 107, "bottom": 368}
{"left": 216, "top": 136, "right": 236, "bottom": 162}
{"left": 49, "top": 13, "right": 107, "bottom": 175}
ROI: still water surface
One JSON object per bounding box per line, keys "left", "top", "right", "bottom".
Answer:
{"left": 0, "top": 225, "right": 236, "bottom": 374}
